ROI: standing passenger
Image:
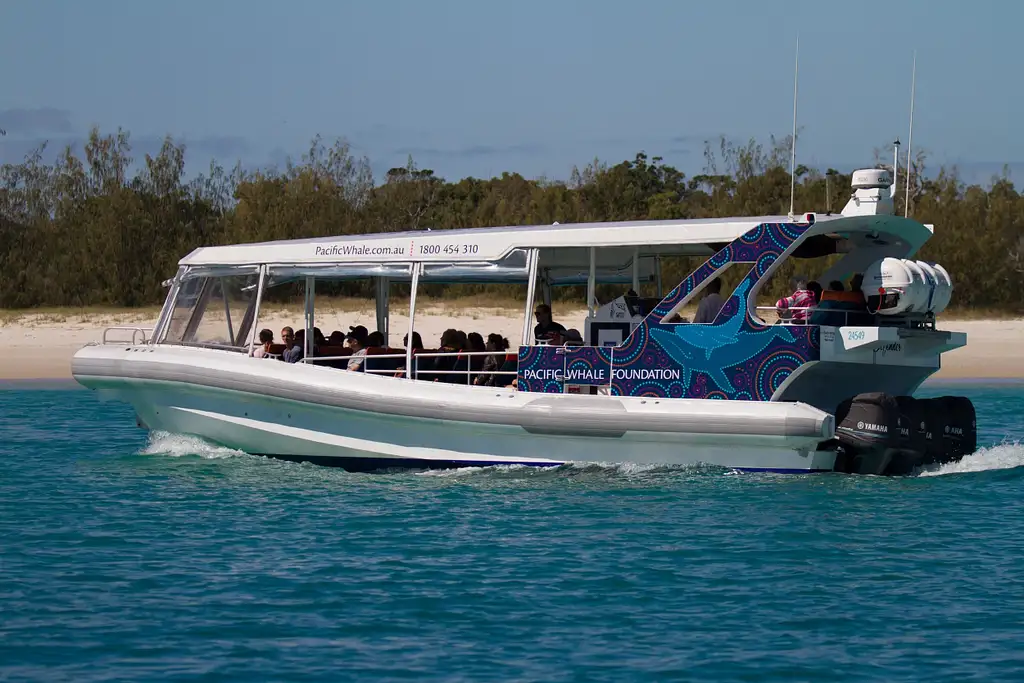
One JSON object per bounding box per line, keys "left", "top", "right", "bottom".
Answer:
{"left": 533, "top": 304, "right": 567, "bottom": 342}
{"left": 693, "top": 278, "right": 725, "bottom": 324}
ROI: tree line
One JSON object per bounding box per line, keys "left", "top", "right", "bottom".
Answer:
{"left": 1, "top": 127, "right": 1021, "bottom": 311}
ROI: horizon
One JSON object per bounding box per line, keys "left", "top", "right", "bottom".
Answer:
{"left": 1, "top": 0, "right": 1021, "bottom": 187}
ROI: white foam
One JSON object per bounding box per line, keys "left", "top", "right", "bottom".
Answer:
{"left": 140, "top": 431, "right": 248, "bottom": 460}
{"left": 916, "top": 441, "right": 1024, "bottom": 477}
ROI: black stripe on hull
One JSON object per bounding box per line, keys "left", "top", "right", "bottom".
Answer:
{"left": 254, "top": 453, "right": 563, "bottom": 473}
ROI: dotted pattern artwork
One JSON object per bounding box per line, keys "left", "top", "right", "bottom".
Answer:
{"left": 517, "top": 220, "right": 821, "bottom": 400}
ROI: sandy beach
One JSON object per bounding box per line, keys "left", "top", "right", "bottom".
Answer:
{"left": 0, "top": 305, "right": 1021, "bottom": 381}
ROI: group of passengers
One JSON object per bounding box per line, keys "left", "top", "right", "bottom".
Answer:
{"left": 667, "top": 272, "right": 871, "bottom": 326}
{"left": 249, "top": 323, "right": 518, "bottom": 386}
{"left": 776, "top": 273, "right": 871, "bottom": 326}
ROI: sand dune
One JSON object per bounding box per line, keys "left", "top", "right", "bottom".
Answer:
{"left": 0, "top": 307, "right": 1020, "bottom": 381}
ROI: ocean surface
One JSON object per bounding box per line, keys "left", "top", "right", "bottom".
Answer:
{"left": 2, "top": 382, "right": 1024, "bottom": 682}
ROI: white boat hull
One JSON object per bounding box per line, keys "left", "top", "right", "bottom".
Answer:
{"left": 72, "top": 345, "right": 838, "bottom": 473}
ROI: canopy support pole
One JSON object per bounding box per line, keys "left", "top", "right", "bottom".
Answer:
{"left": 247, "top": 265, "right": 267, "bottom": 354}
{"left": 152, "top": 267, "right": 187, "bottom": 344}
{"left": 375, "top": 276, "right": 390, "bottom": 345}
{"left": 304, "top": 276, "right": 315, "bottom": 360}
{"left": 587, "top": 247, "right": 597, "bottom": 318}
{"left": 406, "top": 264, "right": 421, "bottom": 377}
{"left": 521, "top": 249, "right": 540, "bottom": 346}
{"left": 655, "top": 255, "right": 663, "bottom": 297}
{"left": 632, "top": 248, "right": 640, "bottom": 292}
{"left": 542, "top": 268, "right": 552, "bottom": 307}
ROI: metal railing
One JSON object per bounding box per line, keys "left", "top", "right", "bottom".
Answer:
{"left": 102, "top": 326, "right": 153, "bottom": 345}
{"left": 753, "top": 306, "right": 875, "bottom": 326}
{"left": 300, "top": 349, "right": 518, "bottom": 385}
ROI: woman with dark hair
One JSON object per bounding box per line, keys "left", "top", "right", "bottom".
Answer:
{"left": 474, "top": 333, "right": 510, "bottom": 387}
{"left": 424, "top": 328, "right": 462, "bottom": 383}
{"left": 807, "top": 281, "right": 823, "bottom": 305}
{"left": 403, "top": 331, "right": 423, "bottom": 351}
{"left": 466, "top": 332, "right": 486, "bottom": 377}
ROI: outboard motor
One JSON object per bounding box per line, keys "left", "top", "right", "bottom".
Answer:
{"left": 885, "top": 396, "right": 929, "bottom": 475}
{"left": 834, "top": 392, "right": 901, "bottom": 475}
{"left": 937, "top": 395, "right": 977, "bottom": 458}
{"left": 833, "top": 393, "right": 977, "bottom": 475}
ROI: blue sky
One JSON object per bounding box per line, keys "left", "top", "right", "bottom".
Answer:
{"left": 0, "top": 0, "right": 1018, "bottom": 185}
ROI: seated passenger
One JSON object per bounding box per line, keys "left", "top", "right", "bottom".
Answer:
{"left": 251, "top": 328, "right": 274, "bottom": 358}
{"left": 810, "top": 275, "right": 871, "bottom": 327}
{"left": 281, "top": 326, "right": 303, "bottom": 362}
{"left": 328, "top": 330, "right": 345, "bottom": 345}
{"left": 395, "top": 331, "right": 424, "bottom": 378}
{"left": 313, "top": 327, "right": 327, "bottom": 348}
{"left": 345, "top": 327, "right": 369, "bottom": 371}
{"left": 475, "top": 333, "right": 510, "bottom": 387}
{"left": 776, "top": 276, "right": 816, "bottom": 325}
{"left": 533, "top": 304, "right": 567, "bottom": 343}
{"left": 366, "top": 331, "right": 385, "bottom": 348}
{"left": 693, "top": 278, "right": 725, "bottom": 324}
{"left": 466, "top": 332, "right": 486, "bottom": 375}
{"left": 404, "top": 331, "right": 423, "bottom": 351}
{"left": 808, "top": 281, "right": 823, "bottom": 305}
{"left": 564, "top": 329, "right": 584, "bottom": 345}
{"left": 424, "top": 329, "right": 462, "bottom": 383}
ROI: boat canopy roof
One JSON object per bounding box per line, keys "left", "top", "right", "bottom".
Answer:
{"left": 177, "top": 212, "right": 934, "bottom": 284}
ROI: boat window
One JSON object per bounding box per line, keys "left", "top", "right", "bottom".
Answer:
{"left": 660, "top": 262, "right": 752, "bottom": 324}
{"left": 266, "top": 263, "right": 413, "bottom": 283}
{"left": 421, "top": 248, "right": 530, "bottom": 282}
{"left": 163, "top": 271, "right": 260, "bottom": 349}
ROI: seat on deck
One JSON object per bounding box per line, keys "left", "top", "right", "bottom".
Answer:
{"left": 810, "top": 291, "right": 874, "bottom": 327}
{"left": 310, "top": 345, "right": 352, "bottom": 369}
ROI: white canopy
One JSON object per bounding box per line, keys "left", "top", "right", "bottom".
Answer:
{"left": 178, "top": 212, "right": 934, "bottom": 277}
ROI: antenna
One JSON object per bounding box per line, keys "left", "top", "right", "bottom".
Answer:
{"left": 788, "top": 35, "right": 799, "bottom": 218}
{"left": 891, "top": 138, "right": 900, "bottom": 198}
{"left": 904, "top": 51, "right": 917, "bottom": 217}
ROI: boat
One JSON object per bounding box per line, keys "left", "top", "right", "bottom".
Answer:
{"left": 71, "top": 167, "right": 977, "bottom": 474}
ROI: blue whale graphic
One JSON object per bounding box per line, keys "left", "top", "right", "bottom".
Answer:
{"left": 649, "top": 279, "right": 798, "bottom": 394}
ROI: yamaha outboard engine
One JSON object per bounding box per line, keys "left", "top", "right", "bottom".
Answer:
{"left": 834, "top": 392, "right": 901, "bottom": 475}
{"left": 834, "top": 392, "right": 977, "bottom": 475}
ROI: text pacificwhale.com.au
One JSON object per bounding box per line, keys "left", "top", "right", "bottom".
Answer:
{"left": 315, "top": 244, "right": 407, "bottom": 257}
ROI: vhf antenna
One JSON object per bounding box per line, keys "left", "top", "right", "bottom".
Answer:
{"left": 788, "top": 35, "right": 799, "bottom": 218}
{"left": 904, "top": 51, "right": 917, "bottom": 217}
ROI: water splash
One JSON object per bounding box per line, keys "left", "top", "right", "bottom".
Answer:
{"left": 140, "top": 431, "right": 248, "bottom": 460}
{"left": 916, "top": 441, "right": 1024, "bottom": 477}
{"left": 415, "top": 460, "right": 713, "bottom": 480}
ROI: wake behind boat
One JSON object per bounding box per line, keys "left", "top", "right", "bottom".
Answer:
{"left": 72, "top": 167, "right": 976, "bottom": 474}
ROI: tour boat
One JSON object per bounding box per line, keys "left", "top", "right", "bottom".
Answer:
{"left": 72, "top": 168, "right": 976, "bottom": 474}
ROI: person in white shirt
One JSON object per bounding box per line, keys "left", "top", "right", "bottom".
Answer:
{"left": 346, "top": 327, "right": 369, "bottom": 371}
{"left": 250, "top": 329, "right": 275, "bottom": 357}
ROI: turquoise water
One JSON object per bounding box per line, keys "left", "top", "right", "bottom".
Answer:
{"left": 2, "top": 383, "right": 1024, "bottom": 682}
